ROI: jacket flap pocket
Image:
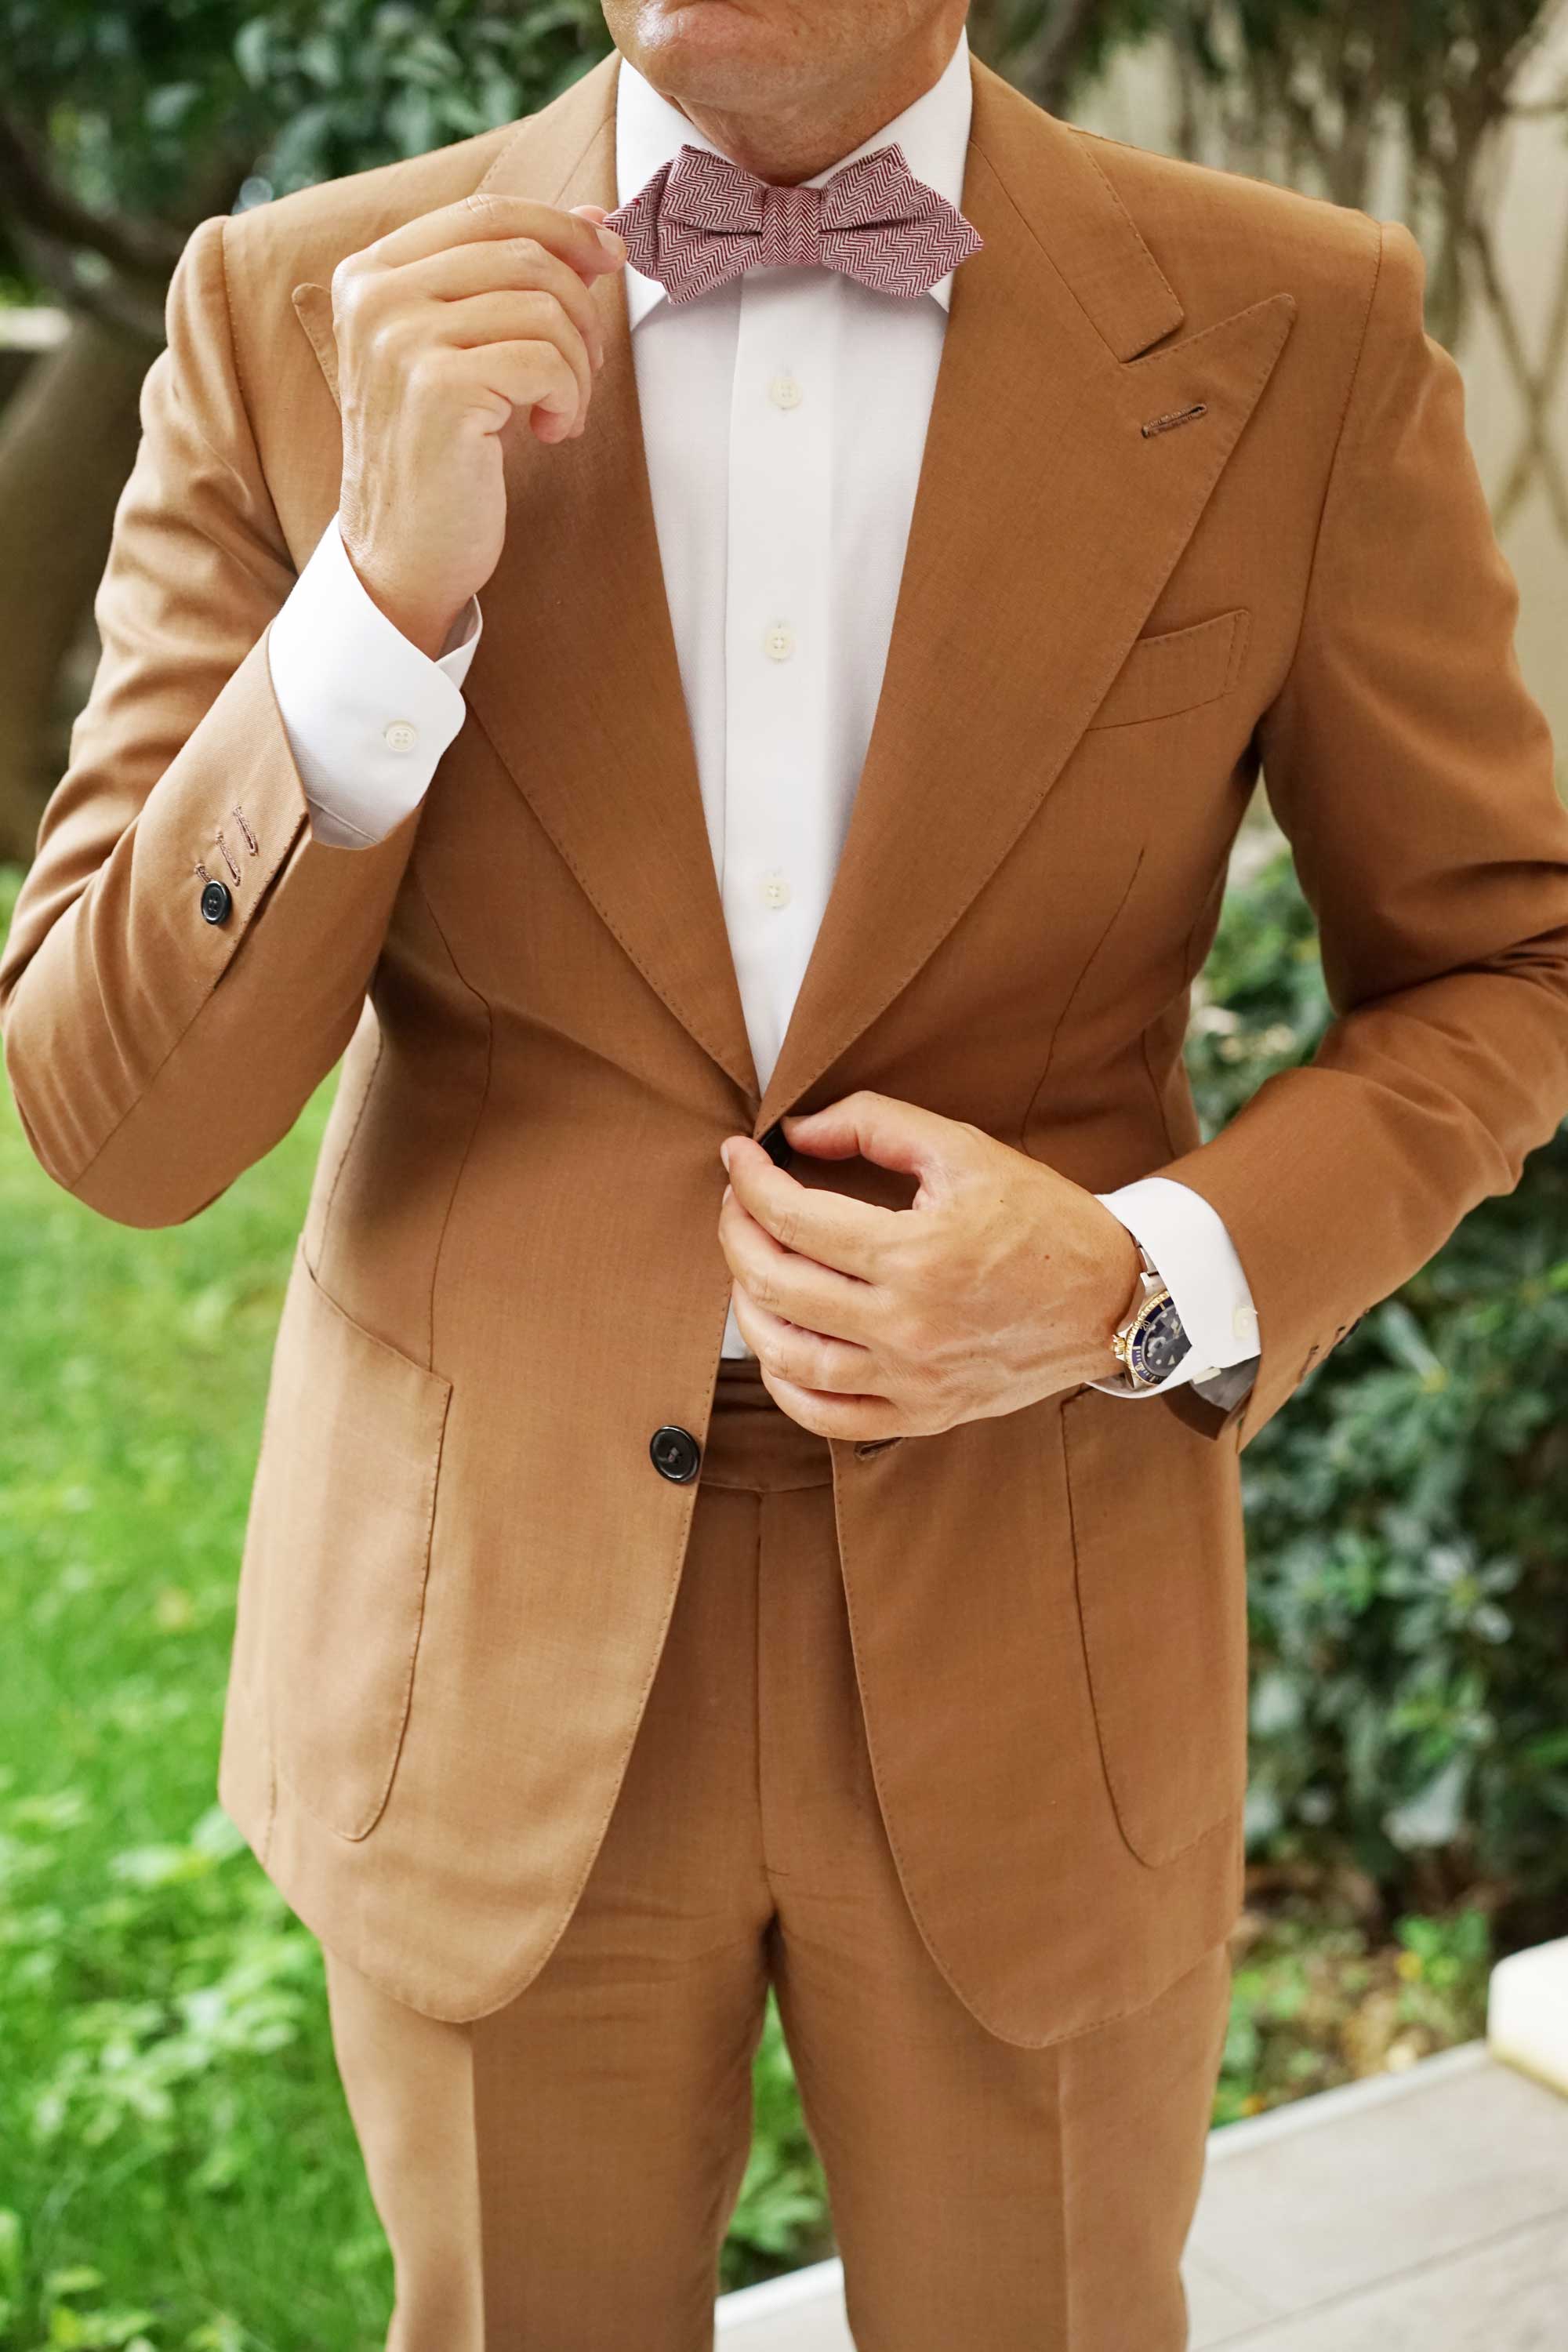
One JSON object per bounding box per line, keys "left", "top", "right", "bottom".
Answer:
{"left": 1086, "top": 608, "right": 1250, "bottom": 730}
{"left": 1060, "top": 1384, "right": 1247, "bottom": 1866}
{"left": 253, "top": 1240, "right": 453, "bottom": 1841}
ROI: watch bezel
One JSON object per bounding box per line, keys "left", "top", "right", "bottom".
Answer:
{"left": 1120, "top": 1283, "right": 1192, "bottom": 1388}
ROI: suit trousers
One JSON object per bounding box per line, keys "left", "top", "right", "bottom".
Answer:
{"left": 319, "top": 1356, "right": 1234, "bottom": 2350}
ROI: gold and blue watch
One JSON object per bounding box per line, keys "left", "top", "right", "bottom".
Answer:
{"left": 1109, "top": 1245, "right": 1192, "bottom": 1391}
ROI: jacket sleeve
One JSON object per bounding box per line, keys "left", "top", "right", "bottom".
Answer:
{"left": 0, "top": 210, "right": 426, "bottom": 1228}
{"left": 1153, "top": 216, "right": 1568, "bottom": 1449}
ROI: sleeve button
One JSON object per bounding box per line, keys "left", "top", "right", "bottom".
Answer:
{"left": 383, "top": 720, "right": 419, "bottom": 753}
{"left": 198, "top": 878, "right": 232, "bottom": 925}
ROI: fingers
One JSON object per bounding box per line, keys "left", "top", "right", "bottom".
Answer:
{"left": 720, "top": 1134, "right": 892, "bottom": 1279}
{"left": 432, "top": 289, "right": 597, "bottom": 429}
{"left": 392, "top": 238, "right": 608, "bottom": 370}
{"left": 751, "top": 1357, "right": 909, "bottom": 1446}
{"left": 445, "top": 336, "right": 583, "bottom": 439}
{"left": 728, "top": 1282, "right": 888, "bottom": 1402}
{"left": 718, "top": 1178, "right": 882, "bottom": 1344}
{"left": 782, "top": 1089, "right": 959, "bottom": 1181}
{"left": 332, "top": 198, "right": 624, "bottom": 448}
{"left": 354, "top": 190, "right": 626, "bottom": 282}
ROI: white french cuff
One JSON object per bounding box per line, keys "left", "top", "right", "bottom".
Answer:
{"left": 266, "top": 512, "right": 483, "bottom": 850}
{"left": 1088, "top": 1174, "right": 1261, "bottom": 1402}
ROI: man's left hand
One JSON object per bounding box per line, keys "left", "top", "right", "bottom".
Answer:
{"left": 717, "top": 1091, "right": 1143, "bottom": 1441}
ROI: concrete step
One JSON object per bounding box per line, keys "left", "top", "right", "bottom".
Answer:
{"left": 716, "top": 2034, "right": 1568, "bottom": 2349}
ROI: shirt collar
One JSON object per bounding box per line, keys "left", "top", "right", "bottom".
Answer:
{"left": 614, "top": 23, "right": 974, "bottom": 328}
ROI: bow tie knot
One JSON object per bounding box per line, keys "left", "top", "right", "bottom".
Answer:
{"left": 761, "top": 181, "right": 825, "bottom": 270}
{"left": 605, "top": 140, "right": 983, "bottom": 307}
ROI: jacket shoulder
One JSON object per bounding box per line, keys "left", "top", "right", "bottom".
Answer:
{"left": 221, "top": 116, "right": 528, "bottom": 295}
{"left": 1064, "top": 122, "right": 1382, "bottom": 325}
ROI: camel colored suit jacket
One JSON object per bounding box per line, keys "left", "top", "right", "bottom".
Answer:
{"left": 4, "top": 49, "right": 1566, "bottom": 2043}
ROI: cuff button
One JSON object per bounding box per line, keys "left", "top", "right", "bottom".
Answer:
{"left": 383, "top": 719, "right": 419, "bottom": 754}
{"left": 198, "top": 878, "right": 232, "bottom": 925}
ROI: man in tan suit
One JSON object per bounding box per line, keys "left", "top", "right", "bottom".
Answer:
{"left": 5, "top": 0, "right": 1568, "bottom": 2340}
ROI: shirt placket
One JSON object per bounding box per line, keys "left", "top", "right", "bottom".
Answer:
{"left": 722, "top": 268, "right": 839, "bottom": 1095}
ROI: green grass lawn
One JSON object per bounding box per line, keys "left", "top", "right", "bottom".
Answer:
{"left": 0, "top": 870, "right": 1490, "bottom": 2352}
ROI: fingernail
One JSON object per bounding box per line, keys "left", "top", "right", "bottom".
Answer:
{"left": 719, "top": 1143, "right": 731, "bottom": 1171}
{"left": 597, "top": 226, "right": 627, "bottom": 258}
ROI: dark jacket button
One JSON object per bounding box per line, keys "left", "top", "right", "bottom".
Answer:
{"left": 649, "top": 1425, "right": 701, "bottom": 1483}
{"left": 199, "top": 879, "right": 233, "bottom": 925}
{"left": 758, "top": 1120, "right": 791, "bottom": 1169}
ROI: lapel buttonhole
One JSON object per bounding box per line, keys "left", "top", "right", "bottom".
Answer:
{"left": 1141, "top": 401, "right": 1208, "bottom": 440}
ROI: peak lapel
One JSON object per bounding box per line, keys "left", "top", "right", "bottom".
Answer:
{"left": 291, "top": 51, "right": 762, "bottom": 1108}
{"left": 753, "top": 63, "right": 1296, "bottom": 1135}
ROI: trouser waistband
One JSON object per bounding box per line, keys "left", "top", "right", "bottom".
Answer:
{"left": 700, "top": 1355, "right": 837, "bottom": 1490}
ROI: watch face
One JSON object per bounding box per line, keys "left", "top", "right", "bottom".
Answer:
{"left": 1128, "top": 1294, "right": 1190, "bottom": 1385}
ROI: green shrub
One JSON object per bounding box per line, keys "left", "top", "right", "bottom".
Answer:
{"left": 1191, "top": 849, "right": 1568, "bottom": 1946}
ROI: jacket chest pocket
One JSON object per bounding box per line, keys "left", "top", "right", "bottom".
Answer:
{"left": 253, "top": 1240, "right": 453, "bottom": 1841}
{"left": 1084, "top": 608, "right": 1250, "bottom": 731}
{"left": 1058, "top": 1385, "right": 1249, "bottom": 1866}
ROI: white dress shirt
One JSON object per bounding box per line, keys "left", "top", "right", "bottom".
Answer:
{"left": 265, "top": 24, "right": 1260, "bottom": 1396}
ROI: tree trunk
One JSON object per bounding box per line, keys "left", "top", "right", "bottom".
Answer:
{"left": 0, "top": 314, "right": 152, "bottom": 866}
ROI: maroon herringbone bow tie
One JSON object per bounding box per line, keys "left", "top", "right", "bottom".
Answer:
{"left": 603, "top": 140, "right": 983, "bottom": 307}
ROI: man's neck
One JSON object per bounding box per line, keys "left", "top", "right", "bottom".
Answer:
{"left": 658, "top": 17, "right": 965, "bottom": 186}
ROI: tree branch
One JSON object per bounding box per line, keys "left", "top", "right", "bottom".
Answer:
{"left": 1468, "top": 208, "right": 1568, "bottom": 539}
{"left": 1011, "top": 0, "right": 1112, "bottom": 115}
{"left": 9, "top": 223, "right": 166, "bottom": 354}
{"left": 0, "top": 110, "right": 183, "bottom": 282}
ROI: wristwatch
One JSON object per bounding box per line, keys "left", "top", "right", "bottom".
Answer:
{"left": 1108, "top": 1245, "right": 1192, "bottom": 1392}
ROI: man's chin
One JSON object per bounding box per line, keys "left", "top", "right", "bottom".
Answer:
{"left": 613, "top": 0, "right": 811, "bottom": 105}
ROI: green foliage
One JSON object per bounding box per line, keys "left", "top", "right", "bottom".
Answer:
{"left": 1214, "top": 1899, "right": 1493, "bottom": 2122}
{"left": 1191, "top": 848, "right": 1568, "bottom": 1938}
{"left": 1, "top": 2, "right": 273, "bottom": 220}
{"left": 725, "top": 2005, "right": 833, "bottom": 2284}
{"left": 0, "top": 0, "right": 612, "bottom": 247}
{"left": 0, "top": 1000, "right": 395, "bottom": 2351}
{"left": 233, "top": 1, "right": 612, "bottom": 199}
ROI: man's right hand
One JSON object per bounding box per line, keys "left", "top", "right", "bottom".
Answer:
{"left": 331, "top": 193, "right": 628, "bottom": 659}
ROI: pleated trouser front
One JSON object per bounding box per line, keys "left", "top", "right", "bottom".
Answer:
{"left": 320, "top": 1356, "right": 1232, "bottom": 2350}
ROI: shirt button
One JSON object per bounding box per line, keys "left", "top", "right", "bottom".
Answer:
{"left": 1232, "top": 1305, "right": 1259, "bottom": 1341}
{"left": 764, "top": 623, "right": 795, "bottom": 662}
{"left": 769, "top": 374, "right": 804, "bottom": 409}
{"left": 760, "top": 871, "right": 791, "bottom": 910}
{"left": 383, "top": 719, "right": 419, "bottom": 754}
